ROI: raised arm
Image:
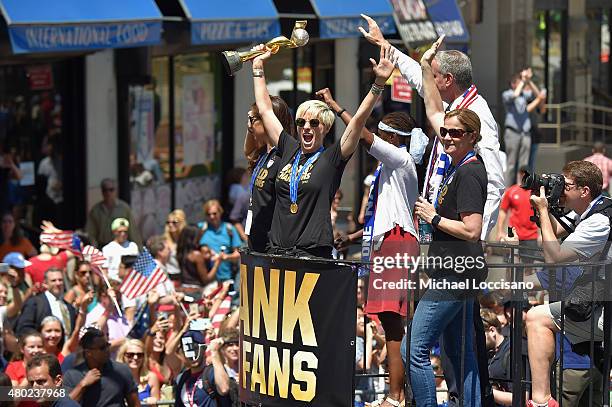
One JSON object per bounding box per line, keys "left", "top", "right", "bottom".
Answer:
{"left": 420, "top": 36, "right": 446, "bottom": 140}
{"left": 243, "top": 124, "right": 258, "bottom": 159}
{"left": 315, "top": 88, "right": 373, "bottom": 145}
{"left": 359, "top": 14, "right": 424, "bottom": 96}
{"left": 339, "top": 45, "right": 397, "bottom": 159}
{"left": 251, "top": 45, "right": 283, "bottom": 146}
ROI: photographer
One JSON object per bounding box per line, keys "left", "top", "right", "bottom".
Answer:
{"left": 525, "top": 161, "right": 608, "bottom": 407}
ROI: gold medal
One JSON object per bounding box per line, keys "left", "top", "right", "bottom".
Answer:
{"left": 290, "top": 203, "right": 298, "bottom": 214}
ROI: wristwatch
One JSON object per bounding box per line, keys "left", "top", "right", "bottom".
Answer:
{"left": 336, "top": 108, "right": 346, "bottom": 117}
{"left": 431, "top": 214, "right": 441, "bottom": 228}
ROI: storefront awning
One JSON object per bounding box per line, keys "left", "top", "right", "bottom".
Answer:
{"left": 309, "top": 0, "right": 396, "bottom": 39}
{"left": 0, "top": 0, "right": 163, "bottom": 54}
{"left": 181, "top": 0, "right": 281, "bottom": 45}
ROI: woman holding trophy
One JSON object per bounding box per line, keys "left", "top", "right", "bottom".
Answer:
{"left": 251, "top": 43, "right": 398, "bottom": 258}
{"left": 243, "top": 96, "right": 295, "bottom": 253}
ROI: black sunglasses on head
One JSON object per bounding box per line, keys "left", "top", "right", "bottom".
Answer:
{"left": 296, "top": 118, "right": 320, "bottom": 128}
{"left": 440, "top": 127, "right": 472, "bottom": 138}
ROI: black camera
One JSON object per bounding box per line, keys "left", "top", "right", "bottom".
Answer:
{"left": 520, "top": 171, "right": 566, "bottom": 220}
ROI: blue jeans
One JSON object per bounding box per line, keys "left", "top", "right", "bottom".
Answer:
{"left": 401, "top": 289, "right": 480, "bottom": 407}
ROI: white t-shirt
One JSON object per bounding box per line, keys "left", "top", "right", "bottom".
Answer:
{"left": 368, "top": 137, "right": 419, "bottom": 242}
{"left": 561, "top": 196, "right": 611, "bottom": 261}
{"left": 102, "top": 240, "right": 139, "bottom": 280}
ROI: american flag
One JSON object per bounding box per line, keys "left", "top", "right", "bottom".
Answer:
{"left": 119, "top": 249, "right": 167, "bottom": 300}
{"left": 82, "top": 245, "right": 106, "bottom": 270}
{"left": 40, "top": 231, "right": 81, "bottom": 251}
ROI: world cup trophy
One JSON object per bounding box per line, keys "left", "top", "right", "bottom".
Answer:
{"left": 221, "top": 20, "right": 309, "bottom": 76}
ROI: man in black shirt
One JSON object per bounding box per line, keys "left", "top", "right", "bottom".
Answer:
{"left": 482, "top": 310, "right": 512, "bottom": 406}
{"left": 63, "top": 328, "right": 139, "bottom": 407}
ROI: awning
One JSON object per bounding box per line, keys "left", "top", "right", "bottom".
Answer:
{"left": 309, "top": 0, "right": 396, "bottom": 39}
{"left": 181, "top": 0, "right": 281, "bottom": 45}
{"left": 0, "top": 0, "right": 163, "bottom": 54}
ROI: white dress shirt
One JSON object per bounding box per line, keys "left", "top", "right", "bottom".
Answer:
{"left": 44, "top": 290, "right": 70, "bottom": 336}
{"left": 395, "top": 48, "right": 505, "bottom": 239}
{"left": 368, "top": 136, "right": 419, "bottom": 243}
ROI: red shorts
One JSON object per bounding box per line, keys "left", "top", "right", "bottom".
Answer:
{"left": 364, "top": 225, "right": 419, "bottom": 317}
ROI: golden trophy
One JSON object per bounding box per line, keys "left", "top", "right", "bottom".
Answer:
{"left": 221, "top": 20, "right": 309, "bottom": 76}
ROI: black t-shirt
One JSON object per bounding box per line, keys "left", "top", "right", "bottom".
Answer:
{"left": 248, "top": 147, "right": 281, "bottom": 253}
{"left": 63, "top": 360, "right": 137, "bottom": 407}
{"left": 269, "top": 130, "right": 348, "bottom": 256}
{"left": 429, "top": 158, "right": 488, "bottom": 282}
{"left": 488, "top": 336, "right": 511, "bottom": 395}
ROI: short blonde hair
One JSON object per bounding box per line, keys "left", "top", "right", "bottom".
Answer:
{"left": 116, "top": 339, "right": 150, "bottom": 377}
{"left": 296, "top": 100, "right": 335, "bottom": 133}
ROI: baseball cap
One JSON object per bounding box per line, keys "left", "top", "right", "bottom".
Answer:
{"left": 3, "top": 252, "right": 32, "bottom": 268}
{"left": 111, "top": 218, "right": 129, "bottom": 231}
{"left": 182, "top": 330, "right": 206, "bottom": 345}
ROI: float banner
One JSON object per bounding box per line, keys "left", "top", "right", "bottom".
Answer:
{"left": 239, "top": 252, "right": 357, "bottom": 406}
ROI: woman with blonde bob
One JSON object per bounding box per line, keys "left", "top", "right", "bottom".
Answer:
{"left": 251, "top": 43, "right": 398, "bottom": 258}
{"left": 116, "top": 339, "right": 161, "bottom": 404}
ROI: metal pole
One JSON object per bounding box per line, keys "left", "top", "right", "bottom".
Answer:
{"left": 511, "top": 246, "right": 524, "bottom": 407}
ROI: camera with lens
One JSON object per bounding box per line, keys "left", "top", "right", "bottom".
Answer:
{"left": 520, "top": 171, "right": 566, "bottom": 221}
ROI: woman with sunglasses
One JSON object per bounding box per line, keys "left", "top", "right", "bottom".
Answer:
{"left": 64, "top": 260, "right": 99, "bottom": 311}
{"left": 410, "top": 38, "right": 488, "bottom": 407}
{"left": 251, "top": 44, "right": 398, "bottom": 258}
{"left": 163, "top": 209, "right": 186, "bottom": 279}
{"left": 243, "top": 96, "right": 295, "bottom": 253}
{"left": 116, "top": 339, "right": 161, "bottom": 404}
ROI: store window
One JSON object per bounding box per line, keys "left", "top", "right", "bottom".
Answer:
{"left": 533, "top": 10, "right": 564, "bottom": 105}
{"left": 173, "top": 53, "right": 222, "bottom": 223}
{"left": 0, "top": 63, "right": 70, "bottom": 229}
{"left": 130, "top": 52, "right": 223, "bottom": 239}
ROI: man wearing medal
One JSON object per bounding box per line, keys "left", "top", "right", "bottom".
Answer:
{"left": 250, "top": 43, "right": 398, "bottom": 258}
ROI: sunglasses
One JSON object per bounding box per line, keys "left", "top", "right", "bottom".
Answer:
{"left": 296, "top": 118, "right": 320, "bottom": 128}
{"left": 248, "top": 115, "right": 261, "bottom": 126}
{"left": 440, "top": 127, "right": 472, "bottom": 138}
{"left": 77, "top": 270, "right": 90, "bottom": 276}
{"left": 125, "top": 352, "right": 144, "bottom": 359}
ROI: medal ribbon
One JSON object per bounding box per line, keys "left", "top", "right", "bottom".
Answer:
{"left": 187, "top": 372, "right": 202, "bottom": 407}
{"left": 249, "top": 147, "right": 276, "bottom": 195}
{"left": 434, "top": 151, "right": 478, "bottom": 209}
{"left": 289, "top": 147, "right": 323, "bottom": 207}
